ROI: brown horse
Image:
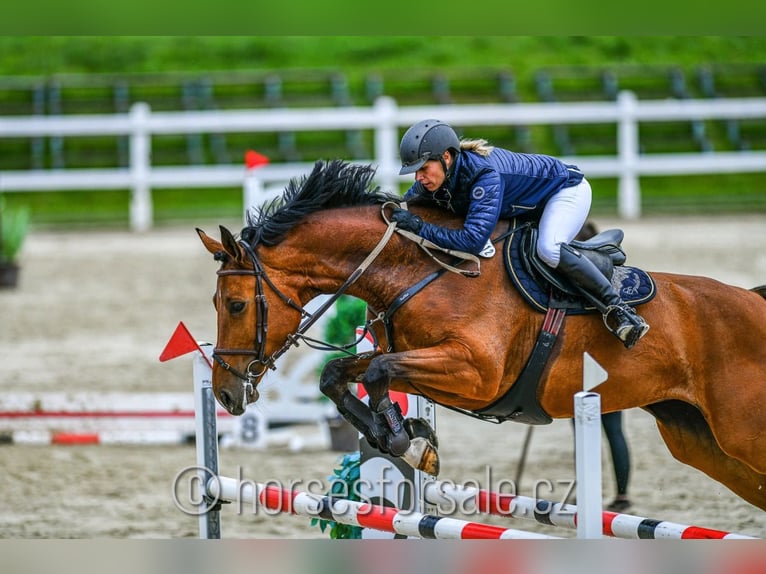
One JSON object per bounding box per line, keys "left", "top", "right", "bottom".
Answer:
{"left": 197, "top": 159, "right": 766, "bottom": 511}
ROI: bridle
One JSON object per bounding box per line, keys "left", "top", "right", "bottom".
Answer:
{"left": 212, "top": 207, "right": 400, "bottom": 401}
{"left": 213, "top": 240, "right": 303, "bottom": 389}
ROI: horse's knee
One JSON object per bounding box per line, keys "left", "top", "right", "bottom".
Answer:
{"left": 362, "top": 356, "right": 393, "bottom": 405}
{"left": 365, "top": 356, "right": 389, "bottom": 384}
{"left": 319, "top": 358, "right": 348, "bottom": 401}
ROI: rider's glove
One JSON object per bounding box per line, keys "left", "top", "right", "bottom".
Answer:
{"left": 391, "top": 209, "right": 423, "bottom": 233}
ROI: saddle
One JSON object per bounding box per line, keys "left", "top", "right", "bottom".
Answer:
{"left": 504, "top": 220, "right": 656, "bottom": 314}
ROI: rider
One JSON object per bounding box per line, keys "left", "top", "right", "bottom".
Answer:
{"left": 392, "top": 119, "right": 649, "bottom": 349}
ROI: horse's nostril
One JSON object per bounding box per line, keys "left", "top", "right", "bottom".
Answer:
{"left": 219, "top": 388, "right": 233, "bottom": 410}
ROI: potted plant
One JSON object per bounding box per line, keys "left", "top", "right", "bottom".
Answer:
{"left": 0, "top": 196, "right": 30, "bottom": 288}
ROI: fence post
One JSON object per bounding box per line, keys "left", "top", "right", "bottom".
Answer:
{"left": 129, "top": 102, "right": 152, "bottom": 232}
{"left": 373, "top": 96, "right": 399, "bottom": 194}
{"left": 617, "top": 90, "right": 640, "bottom": 219}
{"left": 576, "top": 352, "right": 607, "bottom": 539}
{"left": 193, "top": 344, "right": 221, "bottom": 539}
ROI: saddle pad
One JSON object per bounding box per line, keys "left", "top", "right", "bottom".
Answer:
{"left": 503, "top": 223, "right": 657, "bottom": 315}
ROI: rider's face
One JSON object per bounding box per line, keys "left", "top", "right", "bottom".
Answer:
{"left": 414, "top": 151, "right": 452, "bottom": 192}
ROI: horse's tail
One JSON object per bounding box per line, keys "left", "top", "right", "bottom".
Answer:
{"left": 751, "top": 285, "right": 766, "bottom": 300}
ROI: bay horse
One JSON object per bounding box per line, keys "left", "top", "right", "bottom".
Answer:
{"left": 197, "top": 159, "right": 766, "bottom": 511}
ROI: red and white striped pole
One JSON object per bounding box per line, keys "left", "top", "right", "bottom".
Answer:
{"left": 420, "top": 481, "right": 757, "bottom": 540}
{"left": 207, "top": 476, "right": 561, "bottom": 540}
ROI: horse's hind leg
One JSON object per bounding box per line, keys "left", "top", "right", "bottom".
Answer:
{"left": 647, "top": 401, "right": 766, "bottom": 511}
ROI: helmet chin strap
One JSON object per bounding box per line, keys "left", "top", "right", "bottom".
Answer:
{"left": 438, "top": 150, "right": 457, "bottom": 186}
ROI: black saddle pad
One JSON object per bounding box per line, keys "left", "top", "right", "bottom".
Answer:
{"left": 503, "top": 221, "right": 657, "bottom": 314}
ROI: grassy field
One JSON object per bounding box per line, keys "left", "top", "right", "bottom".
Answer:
{"left": 3, "top": 37, "right": 765, "bottom": 80}
{"left": 1, "top": 37, "right": 765, "bottom": 228}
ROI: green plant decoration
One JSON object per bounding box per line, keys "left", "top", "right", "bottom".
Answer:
{"left": 319, "top": 295, "right": 368, "bottom": 374}
{"left": 0, "top": 199, "right": 30, "bottom": 264}
{"left": 310, "top": 451, "right": 362, "bottom": 539}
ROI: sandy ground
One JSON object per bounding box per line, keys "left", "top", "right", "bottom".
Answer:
{"left": 0, "top": 214, "right": 765, "bottom": 539}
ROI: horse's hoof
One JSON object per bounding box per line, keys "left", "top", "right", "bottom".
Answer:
{"left": 401, "top": 437, "right": 440, "bottom": 476}
{"left": 405, "top": 417, "right": 439, "bottom": 449}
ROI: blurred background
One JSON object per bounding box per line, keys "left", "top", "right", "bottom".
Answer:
{"left": 1, "top": 36, "right": 765, "bottom": 229}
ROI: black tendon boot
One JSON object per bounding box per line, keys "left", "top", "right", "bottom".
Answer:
{"left": 558, "top": 244, "right": 649, "bottom": 349}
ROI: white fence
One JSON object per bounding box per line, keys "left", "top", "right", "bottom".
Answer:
{"left": 2, "top": 91, "right": 766, "bottom": 231}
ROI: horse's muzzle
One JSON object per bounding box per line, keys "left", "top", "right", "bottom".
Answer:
{"left": 217, "top": 383, "right": 259, "bottom": 416}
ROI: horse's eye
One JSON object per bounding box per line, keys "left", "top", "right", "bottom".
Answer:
{"left": 228, "top": 301, "right": 246, "bottom": 314}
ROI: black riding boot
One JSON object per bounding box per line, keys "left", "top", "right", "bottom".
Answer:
{"left": 557, "top": 244, "right": 649, "bottom": 349}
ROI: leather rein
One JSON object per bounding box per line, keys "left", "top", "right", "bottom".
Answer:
{"left": 212, "top": 209, "right": 399, "bottom": 386}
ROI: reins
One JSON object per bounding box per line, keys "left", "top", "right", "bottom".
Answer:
{"left": 382, "top": 201, "right": 481, "bottom": 278}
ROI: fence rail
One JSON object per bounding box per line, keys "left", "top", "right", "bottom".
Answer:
{"left": 2, "top": 92, "right": 766, "bottom": 231}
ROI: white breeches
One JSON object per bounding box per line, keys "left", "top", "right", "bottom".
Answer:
{"left": 536, "top": 177, "right": 593, "bottom": 268}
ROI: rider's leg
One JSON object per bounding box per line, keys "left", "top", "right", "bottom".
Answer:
{"left": 537, "top": 178, "right": 649, "bottom": 349}
{"left": 558, "top": 244, "right": 649, "bottom": 348}
{"left": 537, "top": 178, "right": 592, "bottom": 268}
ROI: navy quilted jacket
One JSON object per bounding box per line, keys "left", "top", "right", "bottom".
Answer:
{"left": 402, "top": 148, "right": 584, "bottom": 254}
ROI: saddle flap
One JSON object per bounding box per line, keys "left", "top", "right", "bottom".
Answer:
{"left": 521, "top": 227, "right": 581, "bottom": 298}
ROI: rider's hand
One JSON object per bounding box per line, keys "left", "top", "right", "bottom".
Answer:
{"left": 391, "top": 209, "right": 423, "bottom": 233}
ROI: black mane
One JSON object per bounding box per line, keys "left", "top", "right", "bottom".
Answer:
{"left": 241, "top": 159, "right": 400, "bottom": 247}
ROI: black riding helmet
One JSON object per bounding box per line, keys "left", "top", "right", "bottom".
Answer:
{"left": 399, "top": 119, "right": 460, "bottom": 176}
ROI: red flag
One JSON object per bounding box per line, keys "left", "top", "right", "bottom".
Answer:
{"left": 245, "top": 149, "right": 270, "bottom": 169}
{"left": 159, "top": 321, "right": 212, "bottom": 368}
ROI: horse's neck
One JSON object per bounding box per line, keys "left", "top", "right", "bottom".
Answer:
{"left": 262, "top": 214, "right": 429, "bottom": 311}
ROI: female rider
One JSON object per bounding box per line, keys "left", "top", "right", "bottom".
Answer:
{"left": 391, "top": 119, "right": 649, "bottom": 349}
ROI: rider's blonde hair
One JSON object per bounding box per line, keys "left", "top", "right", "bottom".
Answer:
{"left": 459, "top": 138, "right": 494, "bottom": 156}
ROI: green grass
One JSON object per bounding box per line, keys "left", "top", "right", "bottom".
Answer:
{"left": 3, "top": 37, "right": 765, "bottom": 79}
{"left": 1, "top": 36, "right": 766, "bottom": 228}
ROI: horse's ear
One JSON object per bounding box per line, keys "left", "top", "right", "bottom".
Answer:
{"left": 219, "top": 225, "right": 243, "bottom": 262}
{"left": 196, "top": 228, "right": 223, "bottom": 255}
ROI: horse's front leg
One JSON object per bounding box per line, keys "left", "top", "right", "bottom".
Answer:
{"left": 363, "top": 354, "right": 441, "bottom": 476}
{"left": 362, "top": 358, "right": 411, "bottom": 456}
{"left": 319, "top": 353, "right": 440, "bottom": 475}
{"left": 319, "top": 354, "right": 382, "bottom": 448}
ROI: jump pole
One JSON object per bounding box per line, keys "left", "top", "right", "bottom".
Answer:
{"left": 206, "top": 475, "right": 561, "bottom": 539}
{"left": 193, "top": 344, "right": 221, "bottom": 539}
{"left": 419, "top": 480, "right": 757, "bottom": 539}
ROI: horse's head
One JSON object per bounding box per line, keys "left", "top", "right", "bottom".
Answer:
{"left": 197, "top": 225, "right": 304, "bottom": 415}
{"left": 197, "top": 160, "right": 402, "bottom": 415}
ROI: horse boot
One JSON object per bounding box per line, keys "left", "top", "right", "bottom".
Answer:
{"left": 557, "top": 244, "right": 650, "bottom": 349}
{"left": 372, "top": 398, "right": 410, "bottom": 457}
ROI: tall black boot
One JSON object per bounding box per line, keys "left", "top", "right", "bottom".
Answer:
{"left": 557, "top": 244, "right": 649, "bottom": 349}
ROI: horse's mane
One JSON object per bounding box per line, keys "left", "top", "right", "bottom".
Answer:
{"left": 241, "top": 159, "right": 400, "bottom": 247}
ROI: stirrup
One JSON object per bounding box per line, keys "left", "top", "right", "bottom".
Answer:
{"left": 603, "top": 305, "right": 650, "bottom": 349}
